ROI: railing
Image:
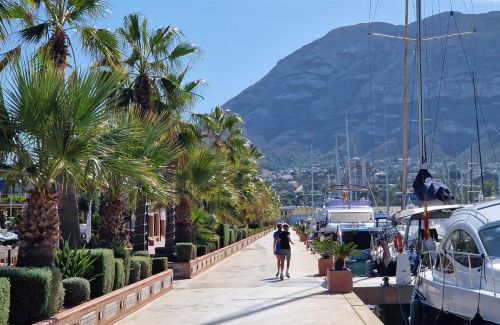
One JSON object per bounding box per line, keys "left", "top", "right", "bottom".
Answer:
{"left": 419, "top": 250, "right": 500, "bottom": 296}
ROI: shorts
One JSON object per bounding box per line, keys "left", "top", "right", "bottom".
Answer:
{"left": 280, "top": 249, "right": 291, "bottom": 260}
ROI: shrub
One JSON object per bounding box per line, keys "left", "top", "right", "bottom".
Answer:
{"left": 56, "top": 281, "right": 64, "bottom": 312}
{"left": 151, "top": 257, "right": 168, "bottom": 274}
{"left": 0, "top": 278, "right": 10, "bottom": 325}
{"left": 55, "top": 241, "right": 98, "bottom": 280}
{"left": 129, "top": 260, "right": 141, "bottom": 284}
{"left": 236, "top": 230, "right": 243, "bottom": 241}
{"left": 241, "top": 229, "right": 248, "bottom": 239}
{"left": 0, "top": 267, "right": 61, "bottom": 324}
{"left": 62, "top": 277, "right": 90, "bottom": 308}
{"left": 114, "top": 247, "right": 131, "bottom": 286}
{"left": 218, "top": 224, "right": 230, "bottom": 247}
{"left": 228, "top": 229, "right": 236, "bottom": 244}
{"left": 114, "top": 258, "right": 125, "bottom": 290}
{"left": 176, "top": 243, "right": 196, "bottom": 262}
{"left": 88, "top": 249, "right": 115, "bottom": 298}
{"left": 197, "top": 245, "right": 208, "bottom": 257}
{"left": 131, "top": 256, "right": 151, "bottom": 280}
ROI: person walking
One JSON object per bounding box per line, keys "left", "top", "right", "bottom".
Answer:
{"left": 279, "top": 223, "right": 294, "bottom": 280}
{"left": 273, "top": 223, "right": 282, "bottom": 277}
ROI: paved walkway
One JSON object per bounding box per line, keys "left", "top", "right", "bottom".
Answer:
{"left": 118, "top": 232, "right": 382, "bottom": 325}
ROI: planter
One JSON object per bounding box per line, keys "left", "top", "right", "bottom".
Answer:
{"left": 317, "top": 258, "right": 333, "bottom": 276}
{"left": 327, "top": 268, "right": 353, "bottom": 294}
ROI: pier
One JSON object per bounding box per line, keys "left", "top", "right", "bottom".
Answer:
{"left": 118, "top": 232, "right": 382, "bottom": 324}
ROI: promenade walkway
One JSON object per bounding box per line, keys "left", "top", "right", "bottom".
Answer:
{"left": 118, "top": 232, "right": 382, "bottom": 325}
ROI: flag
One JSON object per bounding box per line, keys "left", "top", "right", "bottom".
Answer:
{"left": 423, "top": 202, "right": 430, "bottom": 241}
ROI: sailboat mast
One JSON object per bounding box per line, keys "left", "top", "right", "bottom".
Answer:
{"left": 346, "top": 117, "right": 352, "bottom": 202}
{"left": 336, "top": 135, "right": 341, "bottom": 185}
{"left": 401, "top": 0, "right": 409, "bottom": 210}
{"left": 311, "top": 141, "right": 314, "bottom": 209}
{"left": 417, "top": 0, "right": 426, "bottom": 166}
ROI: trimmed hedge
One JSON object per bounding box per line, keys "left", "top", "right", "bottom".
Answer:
{"left": 218, "top": 224, "right": 230, "bottom": 247}
{"left": 151, "top": 257, "right": 168, "bottom": 274}
{"left": 88, "top": 249, "right": 115, "bottom": 298}
{"left": 0, "top": 267, "right": 61, "bottom": 324}
{"left": 176, "top": 243, "right": 196, "bottom": 262}
{"left": 197, "top": 245, "right": 208, "bottom": 257}
{"left": 132, "top": 251, "right": 150, "bottom": 257}
{"left": 236, "top": 230, "right": 243, "bottom": 241}
{"left": 131, "top": 256, "right": 151, "bottom": 280}
{"left": 240, "top": 229, "right": 248, "bottom": 239}
{"left": 0, "top": 278, "right": 9, "bottom": 325}
{"left": 62, "top": 277, "right": 90, "bottom": 308}
{"left": 229, "top": 229, "right": 236, "bottom": 244}
{"left": 129, "top": 260, "right": 141, "bottom": 284}
{"left": 114, "top": 258, "right": 125, "bottom": 290}
{"left": 114, "top": 247, "right": 131, "bottom": 286}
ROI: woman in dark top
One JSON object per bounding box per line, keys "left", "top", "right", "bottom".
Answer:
{"left": 278, "top": 223, "right": 294, "bottom": 280}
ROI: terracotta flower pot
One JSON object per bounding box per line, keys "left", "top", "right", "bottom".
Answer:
{"left": 318, "top": 258, "right": 333, "bottom": 276}
{"left": 327, "top": 268, "right": 353, "bottom": 294}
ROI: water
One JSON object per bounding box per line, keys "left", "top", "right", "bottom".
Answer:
{"left": 370, "top": 304, "right": 410, "bottom": 325}
{"left": 346, "top": 260, "right": 367, "bottom": 276}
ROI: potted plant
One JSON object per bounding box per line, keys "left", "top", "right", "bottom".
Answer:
{"left": 327, "top": 242, "right": 360, "bottom": 294}
{"left": 296, "top": 225, "right": 307, "bottom": 243}
{"left": 311, "top": 239, "right": 335, "bottom": 276}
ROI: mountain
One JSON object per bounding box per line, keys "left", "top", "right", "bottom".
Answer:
{"left": 224, "top": 11, "right": 500, "bottom": 170}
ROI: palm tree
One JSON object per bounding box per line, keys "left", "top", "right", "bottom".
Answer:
{"left": 175, "top": 146, "right": 235, "bottom": 242}
{"left": 97, "top": 108, "right": 179, "bottom": 246}
{"left": 193, "top": 106, "right": 244, "bottom": 149}
{"left": 116, "top": 13, "right": 198, "bottom": 112}
{"left": 7, "top": 0, "right": 120, "bottom": 69}
{"left": 0, "top": 63, "right": 143, "bottom": 266}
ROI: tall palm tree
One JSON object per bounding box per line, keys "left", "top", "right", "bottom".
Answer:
{"left": 193, "top": 106, "right": 244, "bottom": 149}
{"left": 0, "top": 63, "right": 143, "bottom": 266}
{"left": 8, "top": 0, "right": 120, "bottom": 69}
{"left": 116, "top": 13, "right": 198, "bottom": 112}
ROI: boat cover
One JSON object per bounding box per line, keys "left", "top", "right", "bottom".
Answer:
{"left": 412, "top": 168, "right": 452, "bottom": 202}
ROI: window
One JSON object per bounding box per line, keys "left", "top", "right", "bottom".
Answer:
{"left": 479, "top": 225, "right": 500, "bottom": 257}
{"left": 443, "top": 230, "right": 482, "bottom": 268}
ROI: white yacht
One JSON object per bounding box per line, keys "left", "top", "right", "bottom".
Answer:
{"left": 410, "top": 201, "right": 500, "bottom": 324}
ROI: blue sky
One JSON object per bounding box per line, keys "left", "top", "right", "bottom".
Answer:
{"left": 104, "top": 0, "right": 500, "bottom": 113}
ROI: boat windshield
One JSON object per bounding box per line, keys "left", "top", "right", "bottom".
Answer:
{"left": 479, "top": 225, "right": 500, "bottom": 258}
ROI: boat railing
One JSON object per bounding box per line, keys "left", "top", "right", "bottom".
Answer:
{"left": 421, "top": 250, "right": 499, "bottom": 295}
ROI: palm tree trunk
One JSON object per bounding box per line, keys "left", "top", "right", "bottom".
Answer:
{"left": 134, "top": 74, "right": 152, "bottom": 112}
{"left": 175, "top": 197, "right": 192, "bottom": 243}
{"left": 98, "top": 199, "right": 129, "bottom": 245}
{"left": 164, "top": 204, "right": 176, "bottom": 257}
{"left": 132, "top": 194, "right": 148, "bottom": 251}
{"left": 58, "top": 178, "right": 82, "bottom": 248}
{"left": 17, "top": 189, "right": 60, "bottom": 267}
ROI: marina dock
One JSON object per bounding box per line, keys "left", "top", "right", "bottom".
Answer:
{"left": 354, "top": 277, "right": 413, "bottom": 305}
{"left": 118, "top": 232, "right": 382, "bottom": 324}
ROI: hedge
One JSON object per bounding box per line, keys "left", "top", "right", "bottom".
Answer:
{"left": 88, "top": 249, "right": 115, "bottom": 298}
{"left": 0, "top": 267, "right": 61, "bottom": 324}
{"left": 229, "top": 229, "right": 236, "bottom": 244}
{"left": 240, "top": 229, "right": 248, "bottom": 239}
{"left": 218, "top": 224, "right": 230, "bottom": 247}
{"left": 132, "top": 251, "right": 150, "bottom": 257}
{"left": 0, "top": 278, "right": 9, "bottom": 325}
{"left": 151, "top": 257, "right": 168, "bottom": 274}
{"left": 114, "top": 247, "right": 131, "bottom": 286}
{"left": 129, "top": 260, "right": 141, "bottom": 284}
{"left": 131, "top": 256, "right": 151, "bottom": 280}
{"left": 236, "top": 230, "right": 243, "bottom": 241}
{"left": 62, "top": 277, "right": 90, "bottom": 308}
{"left": 176, "top": 243, "right": 196, "bottom": 262}
{"left": 197, "top": 245, "right": 208, "bottom": 257}
{"left": 114, "top": 258, "right": 125, "bottom": 290}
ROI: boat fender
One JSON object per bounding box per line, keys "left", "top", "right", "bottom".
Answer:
{"left": 469, "top": 312, "right": 485, "bottom": 325}
{"left": 409, "top": 297, "right": 422, "bottom": 325}
{"left": 364, "top": 260, "right": 372, "bottom": 277}
{"left": 393, "top": 232, "right": 403, "bottom": 253}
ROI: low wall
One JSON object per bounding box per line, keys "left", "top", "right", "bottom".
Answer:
{"left": 171, "top": 230, "right": 271, "bottom": 279}
{"left": 35, "top": 270, "right": 174, "bottom": 325}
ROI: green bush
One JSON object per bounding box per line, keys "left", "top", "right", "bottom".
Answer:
{"left": 236, "top": 230, "right": 243, "bottom": 241}
{"left": 114, "top": 247, "right": 131, "bottom": 286}
{"left": 176, "top": 243, "right": 196, "bottom": 262}
{"left": 0, "top": 267, "right": 61, "bottom": 324}
{"left": 0, "top": 278, "right": 10, "bottom": 325}
{"left": 197, "top": 245, "right": 208, "bottom": 257}
{"left": 228, "top": 229, "right": 236, "bottom": 244}
{"left": 151, "top": 257, "right": 168, "bottom": 274}
{"left": 56, "top": 281, "right": 64, "bottom": 312}
{"left": 62, "top": 277, "right": 90, "bottom": 307}
{"left": 129, "top": 260, "right": 141, "bottom": 284}
{"left": 218, "top": 224, "right": 230, "bottom": 247}
{"left": 131, "top": 256, "right": 151, "bottom": 280}
{"left": 88, "top": 249, "right": 115, "bottom": 298}
{"left": 114, "top": 258, "right": 125, "bottom": 290}
{"left": 55, "top": 241, "right": 98, "bottom": 280}
{"left": 240, "top": 229, "right": 248, "bottom": 239}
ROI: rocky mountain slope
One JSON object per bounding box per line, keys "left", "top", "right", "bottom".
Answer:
{"left": 224, "top": 11, "right": 500, "bottom": 169}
